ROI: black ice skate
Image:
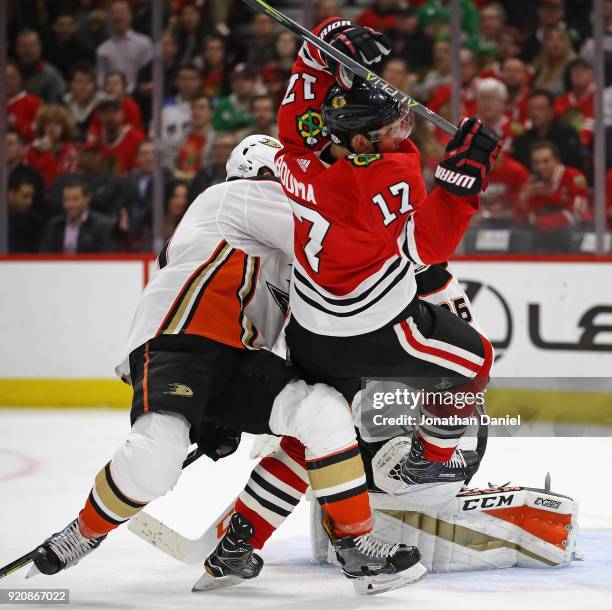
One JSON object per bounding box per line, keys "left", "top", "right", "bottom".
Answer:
{"left": 400, "top": 435, "right": 480, "bottom": 485}
{"left": 28, "top": 519, "right": 106, "bottom": 577}
{"left": 323, "top": 516, "right": 426, "bottom": 595}
{"left": 192, "top": 513, "right": 263, "bottom": 592}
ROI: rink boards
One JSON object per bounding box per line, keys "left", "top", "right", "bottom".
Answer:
{"left": 0, "top": 255, "right": 611, "bottom": 420}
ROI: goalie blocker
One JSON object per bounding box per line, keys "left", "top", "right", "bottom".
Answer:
{"left": 311, "top": 483, "right": 579, "bottom": 572}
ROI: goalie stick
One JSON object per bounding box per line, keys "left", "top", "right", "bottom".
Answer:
{"left": 240, "top": 0, "right": 458, "bottom": 136}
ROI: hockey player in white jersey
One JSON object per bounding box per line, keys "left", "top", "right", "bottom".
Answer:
{"left": 1, "top": 135, "right": 424, "bottom": 595}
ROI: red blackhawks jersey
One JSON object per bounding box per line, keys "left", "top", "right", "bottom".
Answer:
{"left": 525, "top": 165, "right": 590, "bottom": 231}
{"left": 276, "top": 19, "right": 480, "bottom": 336}
{"left": 554, "top": 84, "right": 595, "bottom": 148}
{"left": 7, "top": 91, "right": 43, "bottom": 142}
{"left": 481, "top": 153, "right": 529, "bottom": 220}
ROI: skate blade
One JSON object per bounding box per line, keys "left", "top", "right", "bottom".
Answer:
{"left": 352, "top": 561, "right": 427, "bottom": 595}
{"left": 192, "top": 572, "right": 245, "bottom": 592}
{"left": 25, "top": 563, "right": 41, "bottom": 579}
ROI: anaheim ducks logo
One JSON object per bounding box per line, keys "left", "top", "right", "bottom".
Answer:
{"left": 258, "top": 137, "right": 282, "bottom": 149}
{"left": 164, "top": 383, "right": 194, "bottom": 397}
{"left": 296, "top": 108, "right": 324, "bottom": 148}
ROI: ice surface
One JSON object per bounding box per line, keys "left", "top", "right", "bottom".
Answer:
{"left": 1, "top": 409, "right": 611, "bottom": 610}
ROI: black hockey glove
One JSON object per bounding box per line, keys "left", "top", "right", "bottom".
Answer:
{"left": 319, "top": 19, "right": 390, "bottom": 89}
{"left": 197, "top": 425, "right": 241, "bottom": 462}
{"left": 434, "top": 117, "right": 502, "bottom": 197}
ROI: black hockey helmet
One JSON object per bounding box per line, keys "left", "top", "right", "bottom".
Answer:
{"left": 322, "top": 80, "right": 410, "bottom": 150}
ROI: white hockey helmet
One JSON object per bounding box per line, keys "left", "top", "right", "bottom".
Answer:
{"left": 225, "top": 134, "right": 282, "bottom": 180}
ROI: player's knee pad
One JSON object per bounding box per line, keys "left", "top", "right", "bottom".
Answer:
{"left": 269, "top": 380, "right": 356, "bottom": 459}
{"left": 110, "top": 411, "right": 191, "bottom": 502}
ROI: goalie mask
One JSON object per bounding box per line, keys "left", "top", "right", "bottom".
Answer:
{"left": 226, "top": 134, "right": 283, "bottom": 180}
{"left": 322, "top": 81, "right": 412, "bottom": 152}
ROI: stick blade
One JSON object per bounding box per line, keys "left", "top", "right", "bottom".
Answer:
{"left": 128, "top": 511, "right": 194, "bottom": 563}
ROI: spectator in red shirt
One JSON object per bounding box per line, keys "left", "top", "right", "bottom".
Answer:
{"left": 25, "top": 104, "right": 79, "bottom": 191}
{"left": 6, "top": 60, "right": 43, "bottom": 142}
{"left": 554, "top": 58, "right": 595, "bottom": 148}
{"left": 175, "top": 96, "right": 214, "bottom": 181}
{"left": 357, "top": 0, "right": 400, "bottom": 32}
{"left": 92, "top": 71, "right": 143, "bottom": 132}
{"left": 476, "top": 77, "right": 525, "bottom": 152}
{"left": 63, "top": 62, "right": 104, "bottom": 137}
{"left": 500, "top": 58, "right": 531, "bottom": 127}
{"left": 477, "top": 153, "right": 530, "bottom": 228}
{"left": 88, "top": 96, "right": 144, "bottom": 176}
{"left": 519, "top": 140, "right": 589, "bottom": 252}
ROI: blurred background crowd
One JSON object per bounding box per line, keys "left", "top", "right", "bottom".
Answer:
{"left": 4, "top": 0, "right": 612, "bottom": 254}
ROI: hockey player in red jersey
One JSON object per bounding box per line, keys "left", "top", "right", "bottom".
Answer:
{"left": 223, "top": 263, "right": 487, "bottom": 554}
{"left": 276, "top": 17, "right": 500, "bottom": 507}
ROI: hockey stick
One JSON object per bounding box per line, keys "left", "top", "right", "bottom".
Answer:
{"left": 128, "top": 498, "right": 236, "bottom": 563}
{"left": 240, "top": 0, "right": 458, "bottom": 136}
{"left": 0, "top": 548, "right": 42, "bottom": 579}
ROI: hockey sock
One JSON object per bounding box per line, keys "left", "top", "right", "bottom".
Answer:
{"left": 306, "top": 442, "right": 372, "bottom": 538}
{"left": 235, "top": 436, "right": 309, "bottom": 549}
{"left": 417, "top": 332, "right": 493, "bottom": 462}
{"left": 78, "top": 461, "right": 147, "bottom": 539}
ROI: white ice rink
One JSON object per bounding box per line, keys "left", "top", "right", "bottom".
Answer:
{"left": 1, "top": 409, "right": 611, "bottom": 610}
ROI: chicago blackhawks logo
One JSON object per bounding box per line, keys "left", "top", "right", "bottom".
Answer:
{"left": 331, "top": 95, "right": 347, "bottom": 108}
{"left": 347, "top": 153, "right": 383, "bottom": 167}
{"left": 296, "top": 109, "right": 324, "bottom": 148}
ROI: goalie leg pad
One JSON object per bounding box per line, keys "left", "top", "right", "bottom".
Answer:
{"left": 370, "top": 486, "right": 579, "bottom": 572}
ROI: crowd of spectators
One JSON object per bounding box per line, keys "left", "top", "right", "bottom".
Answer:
{"left": 5, "top": 0, "right": 612, "bottom": 254}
